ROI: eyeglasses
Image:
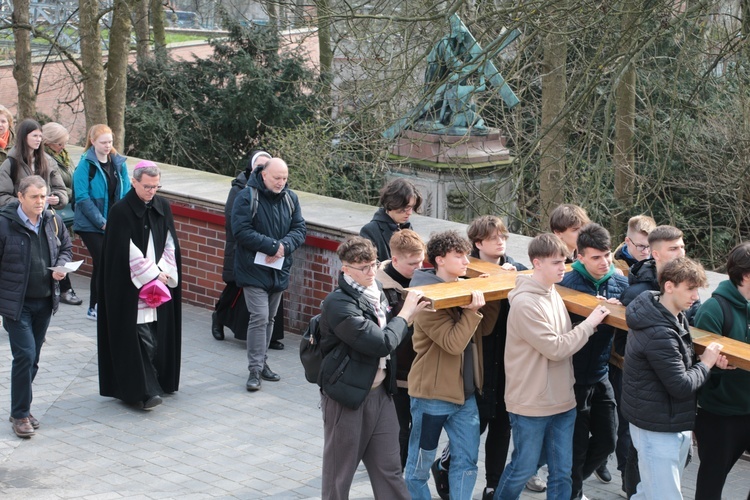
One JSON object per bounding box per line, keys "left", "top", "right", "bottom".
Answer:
{"left": 345, "top": 261, "right": 380, "bottom": 273}
{"left": 394, "top": 205, "right": 415, "bottom": 214}
{"left": 140, "top": 183, "right": 162, "bottom": 191}
{"left": 634, "top": 244, "right": 650, "bottom": 252}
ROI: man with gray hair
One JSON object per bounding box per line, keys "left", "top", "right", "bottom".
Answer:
{"left": 97, "top": 161, "right": 182, "bottom": 410}
{"left": 232, "top": 157, "right": 306, "bottom": 391}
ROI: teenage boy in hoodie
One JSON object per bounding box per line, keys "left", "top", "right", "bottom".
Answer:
{"left": 374, "top": 229, "right": 426, "bottom": 469}
{"left": 431, "top": 216, "right": 528, "bottom": 500}
{"left": 622, "top": 257, "right": 728, "bottom": 500}
{"left": 560, "top": 223, "right": 627, "bottom": 500}
{"left": 693, "top": 242, "right": 750, "bottom": 500}
{"left": 494, "top": 233, "right": 610, "bottom": 500}
{"left": 404, "top": 230, "right": 499, "bottom": 500}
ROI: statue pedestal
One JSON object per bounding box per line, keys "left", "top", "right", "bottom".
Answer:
{"left": 390, "top": 129, "right": 510, "bottom": 164}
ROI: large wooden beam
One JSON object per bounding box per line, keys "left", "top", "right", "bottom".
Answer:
{"left": 407, "top": 267, "right": 750, "bottom": 371}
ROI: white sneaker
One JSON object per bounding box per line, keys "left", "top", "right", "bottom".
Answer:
{"left": 86, "top": 307, "right": 97, "bottom": 320}
{"left": 525, "top": 474, "right": 547, "bottom": 492}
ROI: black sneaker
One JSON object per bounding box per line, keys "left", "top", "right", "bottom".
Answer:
{"left": 431, "top": 459, "right": 450, "bottom": 500}
{"left": 594, "top": 463, "right": 612, "bottom": 484}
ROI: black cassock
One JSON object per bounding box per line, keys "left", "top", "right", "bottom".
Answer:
{"left": 97, "top": 188, "right": 182, "bottom": 404}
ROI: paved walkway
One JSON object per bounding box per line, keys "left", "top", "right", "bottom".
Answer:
{"left": 0, "top": 276, "right": 748, "bottom": 499}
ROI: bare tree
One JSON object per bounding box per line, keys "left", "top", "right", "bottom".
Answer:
{"left": 107, "top": 0, "right": 135, "bottom": 152}
{"left": 134, "top": 0, "right": 152, "bottom": 68}
{"left": 79, "top": 0, "right": 108, "bottom": 127}
{"left": 11, "top": 0, "right": 36, "bottom": 119}
{"left": 151, "top": 0, "right": 167, "bottom": 62}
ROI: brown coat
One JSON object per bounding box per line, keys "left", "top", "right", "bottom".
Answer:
{"left": 408, "top": 287, "right": 500, "bottom": 405}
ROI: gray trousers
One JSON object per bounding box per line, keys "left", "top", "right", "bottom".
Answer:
{"left": 243, "top": 287, "right": 282, "bottom": 372}
{"left": 321, "top": 385, "right": 409, "bottom": 500}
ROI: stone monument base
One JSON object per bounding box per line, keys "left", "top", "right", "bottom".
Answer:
{"left": 390, "top": 128, "right": 510, "bottom": 164}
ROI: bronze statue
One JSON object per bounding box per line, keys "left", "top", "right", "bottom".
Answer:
{"left": 384, "top": 14, "right": 520, "bottom": 139}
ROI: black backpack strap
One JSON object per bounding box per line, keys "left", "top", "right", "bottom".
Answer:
{"left": 713, "top": 294, "right": 734, "bottom": 338}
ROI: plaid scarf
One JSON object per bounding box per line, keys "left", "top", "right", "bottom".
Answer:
{"left": 343, "top": 273, "right": 387, "bottom": 328}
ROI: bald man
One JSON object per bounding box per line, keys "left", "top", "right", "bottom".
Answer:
{"left": 231, "top": 158, "right": 306, "bottom": 391}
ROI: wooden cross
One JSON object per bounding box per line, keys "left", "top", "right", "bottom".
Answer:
{"left": 405, "top": 258, "right": 750, "bottom": 371}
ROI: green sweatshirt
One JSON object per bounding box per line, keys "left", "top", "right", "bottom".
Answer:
{"left": 694, "top": 280, "right": 750, "bottom": 416}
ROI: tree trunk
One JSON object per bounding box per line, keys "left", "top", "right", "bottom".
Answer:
{"left": 151, "top": 0, "right": 167, "bottom": 62}
{"left": 612, "top": 0, "right": 638, "bottom": 238}
{"left": 314, "top": 0, "right": 333, "bottom": 114}
{"left": 79, "top": 0, "right": 108, "bottom": 129}
{"left": 134, "top": 0, "right": 151, "bottom": 69}
{"left": 12, "top": 0, "right": 36, "bottom": 120}
{"left": 106, "top": 0, "right": 134, "bottom": 153}
{"left": 539, "top": 30, "right": 568, "bottom": 227}
{"left": 266, "top": 0, "right": 278, "bottom": 28}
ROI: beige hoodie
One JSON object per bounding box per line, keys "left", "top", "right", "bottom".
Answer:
{"left": 504, "top": 274, "right": 594, "bottom": 417}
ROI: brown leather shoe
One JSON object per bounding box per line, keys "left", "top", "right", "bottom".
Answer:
{"left": 9, "top": 414, "right": 39, "bottom": 429}
{"left": 10, "top": 417, "right": 35, "bottom": 438}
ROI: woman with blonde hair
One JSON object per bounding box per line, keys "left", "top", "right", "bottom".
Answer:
{"left": 0, "top": 105, "right": 13, "bottom": 162}
{"left": 73, "top": 124, "right": 130, "bottom": 320}
{"left": 43, "top": 122, "right": 83, "bottom": 306}
{"left": 0, "top": 118, "right": 68, "bottom": 208}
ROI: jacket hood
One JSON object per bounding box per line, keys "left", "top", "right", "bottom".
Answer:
{"left": 409, "top": 268, "right": 443, "bottom": 287}
{"left": 0, "top": 200, "right": 23, "bottom": 223}
{"left": 231, "top": 170, "right": 250, "bottom": 191}
{"left": 248, "top": 164, "right": 290, "bottom": 200}
{"left": 713, "top": 279, "right": 749, "bottom": 309}
{"left": 628, "top": 258, "right": 657, "bottom": 286}
{"left": 626, "top": 290, "right": 680, "bottom": 332}
{"left": 507, "top": 274, "right": 552, "bottom": 304}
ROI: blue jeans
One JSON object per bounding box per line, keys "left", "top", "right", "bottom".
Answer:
{"left": 630, "top": 424, "right": 691, "bottom": 500}
{"left": 494, "top": 408, "right": 576, "bottom": 500}
{"left": 4, "top": 298, "right": 52, "bottom": 418}
{"left": 405, "top": 395, "right": 480, "bottom": 500}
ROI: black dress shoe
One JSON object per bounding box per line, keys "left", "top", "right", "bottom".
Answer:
{"left": 211, "top": 312, "right": 224, "bottom": 340}
{"left": 143, "top": 395, "right": 163, "bottom": 409}
{"left": 261, "top": 363, "right": 280, "bottom": 382}
{"left": 246, "top": 370, "right": 262, "bottom": 391}
{"left": 269, "top": 340, "right": 284, "bottom": 350}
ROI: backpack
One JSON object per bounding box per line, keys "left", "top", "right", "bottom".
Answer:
{"left": 247, "top": 186, "right": 294, "bottom": 219}
{"left": 713, "top": 294, "right": 734, "bottom": 337}
{"left": 299, "top": 313, "right": 322, "bottom": 384}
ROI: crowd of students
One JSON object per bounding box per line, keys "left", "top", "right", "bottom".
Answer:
{"left": 317, "top": 178, "right": 750, "bottom": 500}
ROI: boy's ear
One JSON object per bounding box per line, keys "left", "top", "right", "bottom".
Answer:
{"left": 663, "top": 280, "right": 674, "bottom": 294}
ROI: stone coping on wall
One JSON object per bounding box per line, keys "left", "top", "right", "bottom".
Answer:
{"left": 66, "top": 146, "right": 725, "bottom": 299}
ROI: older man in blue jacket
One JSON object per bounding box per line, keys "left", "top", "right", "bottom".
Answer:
{"left": 232, "top": 157, "right": 306, "bottom": 391}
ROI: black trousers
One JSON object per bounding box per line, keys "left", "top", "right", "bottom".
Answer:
{"left": 393, "top": 386, "right": 411, "bottom": 470}
{"left": 78, "top": 231, "right": 104, "bottom": 309}
{"left": 694, "top": 407, "right": 750, "bottom": 500}
{"left": 136, "top": 322, "right": 163, "bottom": 399}
{"left": 571, "top": 379, "right": 617, "bottom": 500}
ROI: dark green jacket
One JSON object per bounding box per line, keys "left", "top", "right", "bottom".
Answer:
{"left": 694, "top": 280, "right": 750, "bottom": 416}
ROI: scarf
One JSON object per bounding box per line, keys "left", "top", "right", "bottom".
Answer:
{"left": 343, "top": 273, "right": 387, "bottom": 328}
{"left": 571, "top": 260, "right": 616, "bottom": 294}
{"left": 0, "top": 129, "right": 9, "bottom": 150}
{"left": 45, "top": 145, "right": 71, "bottom": 171}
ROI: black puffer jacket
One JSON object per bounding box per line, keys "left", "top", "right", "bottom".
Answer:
{"left": 622, "top": 291, "right": 709, "bottom": 432}
{"left": 231, "top": 165, "right": 306, "bottom": 292}
{"left": 318, "top": 273, "right": 408, "bottom": 409}
{"left": 0, "top": 201, "right": 72, "bottom": 320}
{"left": 221, "top": 169, "right": 250, "bottom": 283}
{"left": 359, "top": 208, "right": 412, "bottom": 261}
